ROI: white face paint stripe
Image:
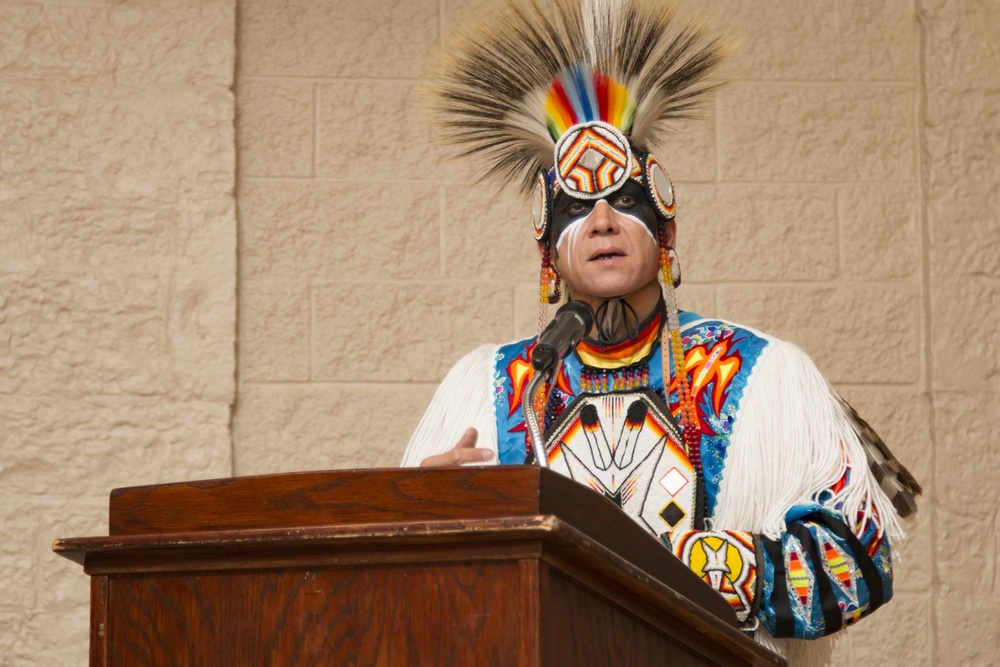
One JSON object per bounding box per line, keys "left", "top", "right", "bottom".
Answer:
{"left": 554, "top": 201, "right": 657, "bottom": 273}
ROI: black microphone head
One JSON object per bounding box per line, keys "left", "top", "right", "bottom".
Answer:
{"left": 558, "top": 300, "right": 595, "bottom": 331}
{"left": 531, "top": 300, "right": 596, "bottom": 372}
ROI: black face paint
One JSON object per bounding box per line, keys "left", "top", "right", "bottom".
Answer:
{"left": 548, "top": 180, "right": 660, "bottom": 248}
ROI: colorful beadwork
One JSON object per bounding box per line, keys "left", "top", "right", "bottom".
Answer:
{"left": 580, "top": 364, "right": 649, "bottom": 392}
{"left": 819, "top": 528, "right": 858, "bottom": 601}
{"left": 545, "top": 388, "right": 694, "bottom": 533}
{"left": 786, "top": 537, "right": 816, "bottom": 616}
{"left": 554, "top": 121, "right": 632, "bottom": 198}
{"left": 658, "top": 224, "right": 700, "bottom": 468}
{"left": 671, "top": 530, "right": 759, "bottom": 623}
{"left": 576, "top": 309, "right": 662, "bottom": 369}
{"left": 538, "top": 244, "right": 562, "bottom": 332}
{"left": 531, "top": 170, "right": 550, "bottom": 240}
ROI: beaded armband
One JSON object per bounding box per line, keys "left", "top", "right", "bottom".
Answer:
{"left": 667, "top": 530, "right": 761, "bottom": 625}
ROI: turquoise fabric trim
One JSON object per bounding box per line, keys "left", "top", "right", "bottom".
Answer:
{"left": 756, "top": 505, "right": 893, "bottom": 639}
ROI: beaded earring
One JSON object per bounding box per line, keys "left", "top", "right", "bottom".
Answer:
{"left": 666, "top": 246, "right": 681, "bottom": 288}
{"left": 657, "top": 223, "right": 701, "bottom": 470}
{"left": 538, "top": 243, "right": 562, "bottom": 333}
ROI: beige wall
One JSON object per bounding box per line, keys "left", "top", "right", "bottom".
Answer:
{"left": 0, "top": 1, "right": 237, "bottom": 664}
{"left": 2, "top": 0, "right": 998, "bottom": 664}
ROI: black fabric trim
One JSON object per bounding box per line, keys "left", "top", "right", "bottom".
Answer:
{"left": 749, "top": 535, "right": 765, "bottom": 622}
{"left": 761, "top": 535, "right": 795, "bottom": 638}
{"left": 693, "top": 470, "right": 706, "bottom": 530}
{"left": 787, "top": 523, "right": 843, "bottom": 635}
{"left": 800, "top": 511, "right": 886, "bottom": 613}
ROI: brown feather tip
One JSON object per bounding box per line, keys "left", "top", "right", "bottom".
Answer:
{"left": 837, "top": 395, "right": 922, "bottom": 518}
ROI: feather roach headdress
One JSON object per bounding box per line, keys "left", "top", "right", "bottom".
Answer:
{"left": 426, "top": 0, "right": 732, "bottom": 239}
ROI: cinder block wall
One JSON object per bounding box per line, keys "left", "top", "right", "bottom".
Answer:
{"left": 2, "top": 0, "right": 997, "bottom": 664}
{"left": 0, "top": 1, "right": 237, "bottom": 664}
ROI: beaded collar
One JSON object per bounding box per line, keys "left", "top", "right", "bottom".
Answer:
{"left": 576, "top": 302, "right": 663, "bottom": 370}
{"left": 576, "top": 303, "right": 663, "bottom": 393}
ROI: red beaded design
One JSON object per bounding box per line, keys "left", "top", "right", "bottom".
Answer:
{"left": 658, "top": 224, "right": 701, "bottom": 470}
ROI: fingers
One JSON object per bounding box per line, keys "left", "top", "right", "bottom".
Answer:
{"left": 455, "top": 427, "right": 478, "bottom": 450}
{"left": 419, "top": 428, "right": 494, "bottom": 467}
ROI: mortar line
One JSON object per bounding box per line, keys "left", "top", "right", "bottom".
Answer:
{"left": 229, "top": 0, "right": 244, "bottom": 477}
{"left": 913, "top": 2, "right": 940, "bottom": 662}
{"left": 242, "top": 380, "right": 442, "bottom": 389}
{"left": 713, "top": 96, "right": 722, "bottom": 183}
{"left": 725, "top": 78, "right": 916, "bottom": 88}
{"left": 240, "top": 74, "right": 421, "bottom": 84}
{"left": 240, "top": 74, "right": 915, "bottom": 86}
{"left": 438, "top": 0, "right": 446, "bottom": 49}
{"left": 835, "top": 187, "right": 843, "bottom": 280}
{"left": 312, "top": 83, "right": 320, "bottom": 177}
{"left": 309, "top": 282, "right": 316, "bottom": 382}
{"left": 439, "top": 186, "right": 447, "bottom": 277}
{"left": 239, "top": 175, "right": 917, "bottom": 187}
{"left": 299, "top": 277, "right": 918, "bottom": 288}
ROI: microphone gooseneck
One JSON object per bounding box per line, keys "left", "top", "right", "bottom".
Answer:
{"left": 525, "top": 300, "right": 596, "bottom": 467}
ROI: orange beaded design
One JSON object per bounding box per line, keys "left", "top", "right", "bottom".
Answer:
{"left": 658, "top": 226, "right": 701, "bottom": 470}
{"left": 539, "top": 245, "right": 562, "bottom": 332}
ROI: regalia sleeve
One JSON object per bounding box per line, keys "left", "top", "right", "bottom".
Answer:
{"left": 670, "top": 340, "right": 908, "bottom": 639}
{"left": 400, "top": 344, "right": 501, "bottom": 467}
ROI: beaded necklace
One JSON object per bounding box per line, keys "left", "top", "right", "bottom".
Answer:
{"left": 658, "top": 226, "right": 701, "bottom": 472}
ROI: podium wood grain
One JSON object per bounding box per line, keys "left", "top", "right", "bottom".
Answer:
{"left": 55, "top": 467, "right": 785, "bottom": 666}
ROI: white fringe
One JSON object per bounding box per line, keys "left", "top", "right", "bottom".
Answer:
{"left": 400, "top": 344, "right": 501, "bottom": 467}
{"left": 714, "top": 339, "right": 906, "bottom": 549}
{"left": 755, "top": 628, "right": 846, "bottom": 667}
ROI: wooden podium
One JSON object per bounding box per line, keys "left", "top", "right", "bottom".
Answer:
{"left": 54, "top": 467, "right": 785, "bottom": 666}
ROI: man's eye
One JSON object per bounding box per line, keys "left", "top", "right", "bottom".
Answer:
{"left": 613, "top": 195, "right": 636, "bottom": 208}
{"left": 566, "top": 202, "right": 589, "bottom": 215}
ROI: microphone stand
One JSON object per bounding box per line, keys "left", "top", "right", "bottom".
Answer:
{"left": 521, "top": 300, "right": 595, "bottom": 468}
{"left": 523, "top": 370, "right": 551, "bottom": 468}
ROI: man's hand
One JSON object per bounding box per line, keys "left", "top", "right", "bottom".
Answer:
{"left": 419, "top": 428, "right": 495, "bottom": 467}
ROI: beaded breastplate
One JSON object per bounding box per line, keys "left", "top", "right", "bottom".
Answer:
{"left": 545, "top": 388, "right": 699, "bottom": 535}
{"left": 493, "top": 309, "right": 772, "bottom": 540}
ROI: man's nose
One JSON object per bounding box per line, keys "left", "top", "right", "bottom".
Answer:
{"left": 588, "top": 200, "right": 618, "bottom": 234}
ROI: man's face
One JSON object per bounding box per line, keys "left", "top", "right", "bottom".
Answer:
{"left": 548, "top": 180, "right": 665, "bottom": 302}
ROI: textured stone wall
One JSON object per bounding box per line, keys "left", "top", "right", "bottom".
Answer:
{"left": 5, "top": 0, "right": 997, "bottom": 663}
{"left": 0, "top": 1, "right": 236, "bottom": 664}
{"left": 924, "top": 1, "right": 1000, "bottom": 662}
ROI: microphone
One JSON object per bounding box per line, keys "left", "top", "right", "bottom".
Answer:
{"left": 531, "top": 301, "right": 595, "bottom": 373}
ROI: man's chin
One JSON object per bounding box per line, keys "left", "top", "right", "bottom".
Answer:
{"left": 569, "top": 284, "right": 647, "bottom": 303}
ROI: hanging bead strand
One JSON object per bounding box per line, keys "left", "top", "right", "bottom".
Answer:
{"left": 658, "top": 225, "right": 701, "bottom": 471}
{"left": 539, "top": 245, "right": 552, "bottom": 333}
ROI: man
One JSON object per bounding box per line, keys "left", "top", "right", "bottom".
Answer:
{"left": 401, "top": 0, "right": 919, "bottom": 658}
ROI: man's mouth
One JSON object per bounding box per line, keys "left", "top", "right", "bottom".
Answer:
{"left": 590, "top": 249, "right": 625, "bottom": 261}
